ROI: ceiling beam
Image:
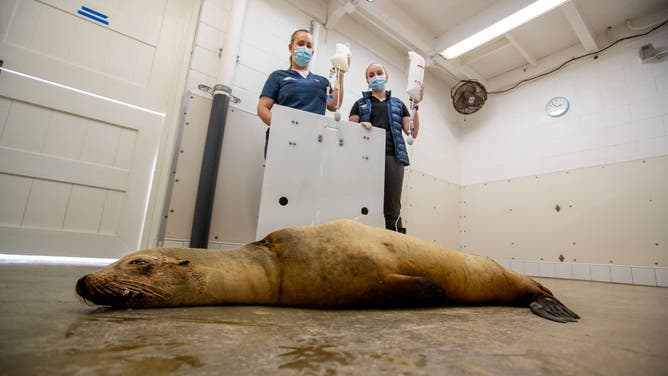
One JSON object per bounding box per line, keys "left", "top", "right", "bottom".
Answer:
{"left": 504, "top": 31, "right": 536, "bottom": 66}
{"left": 560, "top": 1, "right": 598, "bottom": 52}
{"left": 433, "top": 0, "right": 533, "bottom": 53}
{"left": 352, "top": 0, "right": 434, "bottom": 55}
{"left": 432, "top": 57, "right": 488, "bottom": 87}
{"left": 349, "top": 0, "right": 473, "bottom": 80}
{"left": 325, "top": 0, "right": 358, "bottom": 30}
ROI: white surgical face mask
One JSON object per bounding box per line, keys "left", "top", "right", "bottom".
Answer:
{"left": 368, "top": 75, "right": 386, "bottom": 91}
{"left": 292, "top": 46, "right": 312, "bottom": 66}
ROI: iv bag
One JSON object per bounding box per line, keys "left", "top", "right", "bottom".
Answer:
{"left": 330, "top": 43, "right": 350, "bottom": 72}
{"left": 406, "top": 51, "right": 425, "bottom": 99}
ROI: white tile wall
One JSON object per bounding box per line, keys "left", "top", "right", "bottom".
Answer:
{"left": 524, "top": 261, "right": 541, "bottom": 276}
{"left": 636, "top": 117, "right": 664, "bottom": 139}
{"left": 184, "top": 0, "right": 233, "bottom": 94}
{"left": 461, "top": 29, "right": 668, "bottom": 186}
{"left": 631, "top": 267, "right": 657, "bottom": 286}
{"left": 498, "top": 260, "right": 666, "bottom": 287}
{"left": 196, "top": 22, "right": 224, "bottom": 52}
{"left": 190, "top": 46, "right": 220, "bottom": 78}
{"left": 494, "top": 258, "right": 511, "bottom": 269}
{"left": 163, "top": 240, "right": 188, "bottom": 248}
{"left": 539, "top": 262, "right": 556, "bottom": 278}
{"left": 630, "top": 94, "right": 668, "bottom": 121}
{"left": 186, "top": 70, "right": 216, "bottom": 97}
{"left": 610, "top": 265, "right": 633, "bottom": 284}
{"left": 572, "top": 263, "right": 591, "bottom": 280}
{"left": 212, "top": 242, "right": 242, "bottom": 250}
{"left": 162, "top": 239, "right": 242, "bottom": 250}
{"left": 656, "top": 71, "right": 668, "bottom": 95}
{"left": 656, "top": 268, "right": 668, "bottom": 287}
{"left": 556, "top": 263, "right": 573, "bottom": 279}
{"left": 591, "top": 264, "right": 612, "bottom": 282}
{"left": 200, "top": 1, "right": 229, "bottom": 30}
{"left": 510, "top": 260, "right": 524, "bottom": 274}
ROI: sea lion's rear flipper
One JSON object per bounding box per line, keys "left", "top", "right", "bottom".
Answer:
{"left": 365, "top": 274, "right": 448, "bottom": 307}
{"left": 529, "top": 296, "right": 580, "bottom": 323}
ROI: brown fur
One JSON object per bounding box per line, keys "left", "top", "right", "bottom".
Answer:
{"left": 76, "top": 219, "right": 579, "bottom": 322}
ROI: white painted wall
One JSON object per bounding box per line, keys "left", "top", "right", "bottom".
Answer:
{"left": 185, "top": 0, "right": 460, "bottom": 183}
{"left": 459, "top": 28, "right": 668, "bottom": 185}
{"left": 185, "top": 0, "right": 233, "bottom": 96}
{"left": 456, "top": 27, "right": 668, "bottom": 285}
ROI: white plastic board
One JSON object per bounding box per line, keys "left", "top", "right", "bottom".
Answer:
{"left": 257, "top": 105, "right": 385, "bottom": 238}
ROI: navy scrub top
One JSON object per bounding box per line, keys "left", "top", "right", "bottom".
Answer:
{"left": 260, "top": 70, "right": 331, "bottom": 115}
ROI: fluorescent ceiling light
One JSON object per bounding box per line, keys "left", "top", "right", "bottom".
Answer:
{"left": 440, "top": 0, "right": 569, "bottom": 59}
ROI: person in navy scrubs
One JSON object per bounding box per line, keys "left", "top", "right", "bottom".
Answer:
{"left": 257, "top": 29, "right": 347, "bottom": 157}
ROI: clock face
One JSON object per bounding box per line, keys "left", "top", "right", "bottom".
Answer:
{"left": 545, "top": 96, "right": 569, "bottom": 117}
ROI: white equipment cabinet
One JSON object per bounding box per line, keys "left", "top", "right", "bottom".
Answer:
{"left": 256, "top": 105, "right": 385, "bottom": 238}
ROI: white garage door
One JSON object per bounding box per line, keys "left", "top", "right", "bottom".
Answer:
{"left": 0, "top": 0, "right": 198, "bottom": 258}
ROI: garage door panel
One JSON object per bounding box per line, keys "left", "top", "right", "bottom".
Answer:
{"left": 0, "top": 0, "right": 183, "bottom": 112}
{"left": 0, "top": 174, "right": 32, "bottom": 227}
{"left": 0, "top": 66, "right": 162, "bottom": 257}
{"left": 0, "top": 0, "right": 197, "bottom": 257}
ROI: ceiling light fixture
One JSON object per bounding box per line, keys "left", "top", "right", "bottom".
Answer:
{"left": 440, "top": 0, "right": 569, "bottom": 60}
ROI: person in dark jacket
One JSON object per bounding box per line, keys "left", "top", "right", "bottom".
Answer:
{"left": 349, "top": 63, "right": 423, "bottom": 232}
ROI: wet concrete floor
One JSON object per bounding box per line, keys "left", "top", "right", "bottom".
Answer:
{"left": 1, "top": 263, "right": 667, "bottom": 375}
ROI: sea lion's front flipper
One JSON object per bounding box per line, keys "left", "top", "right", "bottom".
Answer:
{"left": 529, "top": 296, "right": 580, "bottom": 323}
{"left": 363, "top": 274, "right": 448, "bottom": 307}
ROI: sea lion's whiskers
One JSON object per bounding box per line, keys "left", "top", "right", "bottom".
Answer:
{"left": 120, "top": 280, "right": 168, "bottom": 298}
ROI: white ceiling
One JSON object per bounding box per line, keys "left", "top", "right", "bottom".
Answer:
{"left": 327, "top": 0, "right": 668, "bottom": 89}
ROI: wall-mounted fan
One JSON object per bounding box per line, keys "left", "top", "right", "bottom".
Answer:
{"left": 450, "top": 80, "right": 487, "bottom": 114}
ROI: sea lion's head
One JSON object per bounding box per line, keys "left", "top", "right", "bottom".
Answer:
{"left": 76, "top": 250, "right": 205, "bottom": 308}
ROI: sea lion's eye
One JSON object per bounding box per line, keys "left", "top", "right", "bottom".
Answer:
{"left": 129, "top": 259, "right": 149, "bottom": 265}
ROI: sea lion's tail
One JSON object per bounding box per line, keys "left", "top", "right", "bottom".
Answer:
{"left": 529, "top": 295, "right": 580, "bottom": 323}
{"left": 527, "top": 280, "right": 580, "bottom": 323}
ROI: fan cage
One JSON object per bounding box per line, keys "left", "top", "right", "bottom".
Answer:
{"left": 451, "top": 80, "right": 487, "bottom": 115}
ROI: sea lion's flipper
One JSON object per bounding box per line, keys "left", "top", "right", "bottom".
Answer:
{"left": 364, "top": 274, "right": 448, "bottom": 307}
{"left": 529, "top": 296, "right": 580, "bottom": 323}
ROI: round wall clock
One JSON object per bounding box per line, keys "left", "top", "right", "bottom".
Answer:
{"left": 545, "top": 96, "right": 569, "bottom": 117}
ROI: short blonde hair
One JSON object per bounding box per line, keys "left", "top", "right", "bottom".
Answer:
{"left": 365, "top": 63, "right": 389, "bottom": 82}
{"left": 290, "top": 29, "right": 311, "bottom": 44}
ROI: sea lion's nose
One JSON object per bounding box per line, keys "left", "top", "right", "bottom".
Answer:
{"left": 75, "top": 275, "right": 89, "bottom": 296}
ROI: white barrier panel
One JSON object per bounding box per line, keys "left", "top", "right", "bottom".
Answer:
{"left": 257, "top": 105, "right": 385, "bottom": 238}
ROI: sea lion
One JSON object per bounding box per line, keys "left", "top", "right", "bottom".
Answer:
{"left": 76, "top": 219, "right": 579, "bottom": 323}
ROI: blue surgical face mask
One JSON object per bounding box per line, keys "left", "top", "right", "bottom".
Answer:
{"left": 292, "top": 46, "right": 312, "bottom": 67}
{"left": 368, "top": 75, "right": 386, "bottom": 91}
